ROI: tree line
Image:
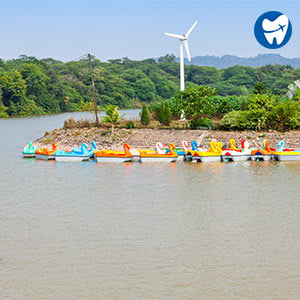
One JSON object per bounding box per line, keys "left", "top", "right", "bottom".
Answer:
{"left": 0, "top": 54, "right": 300, "bottom": 118}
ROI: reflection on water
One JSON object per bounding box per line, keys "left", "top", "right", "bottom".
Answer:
{"left": 0, "top": 112, "right": 299, "bottom": 299}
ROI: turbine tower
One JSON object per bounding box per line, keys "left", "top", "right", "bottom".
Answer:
{"left": 165, "top": 21, "right": 198, "bottom": 91}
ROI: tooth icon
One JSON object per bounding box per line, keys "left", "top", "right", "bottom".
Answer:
{"left": 262, "top": 14, "right": 289, "bottom": 45}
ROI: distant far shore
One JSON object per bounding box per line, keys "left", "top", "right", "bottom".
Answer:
{"left": 34, "top": 127, "right": 300, "bottom": 151}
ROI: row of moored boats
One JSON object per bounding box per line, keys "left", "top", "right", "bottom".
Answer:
{"left": 22, "top": 139, "right": 300, "bottom": 162}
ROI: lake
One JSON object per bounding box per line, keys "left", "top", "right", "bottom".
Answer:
{"left": 0, "top": 110, "right": 299, "bottom": 300}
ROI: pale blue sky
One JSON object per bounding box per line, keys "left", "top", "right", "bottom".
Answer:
{"left": 0, "top": 0, "right": 299, "bottom": 61}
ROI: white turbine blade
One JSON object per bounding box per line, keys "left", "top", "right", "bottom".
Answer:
{"left": 183, "top": 40, "right": 191, "bottom": 61}
{"left": 165, "top": 32, "right": 184, "bottom": 39}
{"left": 185, "top": 21, "right": 198, "bottom": 37}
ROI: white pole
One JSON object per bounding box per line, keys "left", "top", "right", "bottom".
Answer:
{"left": 179, "top": 41, "right": 184, "bottom": 91}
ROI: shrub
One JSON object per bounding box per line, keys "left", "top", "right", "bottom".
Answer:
{"left": 0, "top": 106, "right": 8, "bottom": 118}
{"left": 209, "top": 95, "right": 245, "bottom": 114}
{"left": 149, "top": 101, "right": 172, "bottom": 125}
{"left": 149, "top": 102, "right": 161, "bottom": 120}
{"left": 200, "top": 117, "right": 213, "bottom": 129}
{"left": 246, "top": 109, "right": 267, "bottom": 130}
{"left": 159, "top": 102, "right": 172, "bottom": 125}
{"left": 63, "top": 117, "right": 78, "bottom": 129}
{"left": 77, "top": 119, "right": 93, "bottom": 128}
{"left": 140, "top": 103, "right": 150, "bottom": 126}
{"left": 247, "top": 93, "right": 274, "bottom": 111}
{"left": 219, "top": 111, "right": 249, "bottom": 130}
{"left": 125, "top": 120, "right": 135, "bottom": 129}
{"left": 267, "top": 100, "right": 300, "bottom": 131}
{"left": 102, "top": 105, "right": 122, "bottom": 135}
{"left": 189, "top": 118, "right": 201, "bottom": 130}
{"left": 190, "top": 117, "right": 213, "bottom": 130}
{"left": 219, "top": 109, "right": 267, "bottom": 130}
{"left": 45, "top": 137, "right": 52, "bottom": 144}
{"left": 219, "top": 101, "right": 300, "bottom": 131}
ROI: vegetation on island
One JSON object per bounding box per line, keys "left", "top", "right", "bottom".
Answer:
{"left": 149, "top": 83, "right": 300, "bottom": 131}
{"left": 140, "top": 103, "right": 150, "bottom": 126}
{"left": 0, "top": 54, "right": 299, "bottom": 131}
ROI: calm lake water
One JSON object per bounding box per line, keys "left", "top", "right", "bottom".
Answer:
{"left": 0, "top": 111, "right": 299, "bottom": 300}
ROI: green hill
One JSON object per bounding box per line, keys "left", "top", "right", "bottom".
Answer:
{"left": 0, "top": 54, "right": 299, "bottom": 117}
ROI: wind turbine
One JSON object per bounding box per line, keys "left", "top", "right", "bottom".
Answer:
{"left": 165, "top": 21, "right": 198, "bottom": 91}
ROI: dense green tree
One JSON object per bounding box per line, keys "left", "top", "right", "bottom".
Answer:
{"left": 226, "top": 73, "right": 254, "bottom": 88}
{"left": 170, "top": 85, "right": 216, "bottom": 124}
{"left": 134, "top": 78, "right": 156, "bottom": 102}
{"left": 149, "top": 72, "right": 177, "bottom": 98}
{"left": 19, "top": 63, "right": 60, "bottom": 112}
{"left": 212, "top": 82, "right": 248, "bottom": 96}
{"left": 186, "top": 66, "right": 220, "bottom": 85}
{"left": 0, "top": 93, "right": 8, "bottom": 118}
{"left": 121, "top": 69, "right": 146, "bottom": 83}
{"left": 157, "top": 54, "right": 176, "bottom": 64}
{"left": 253, "top": 81, "right": 268, "bottom": 94}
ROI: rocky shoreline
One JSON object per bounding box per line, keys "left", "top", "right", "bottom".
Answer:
{"left": 34, "top": 127, "right": 300, "bottom": 151}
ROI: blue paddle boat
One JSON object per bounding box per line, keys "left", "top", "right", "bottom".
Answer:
{"left": 55, "top": 143, "right": 94, "bottom": 162}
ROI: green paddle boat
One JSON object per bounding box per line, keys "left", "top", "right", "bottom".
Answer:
{"left": 22, "top": 141, "right": 38, "bottom": 158}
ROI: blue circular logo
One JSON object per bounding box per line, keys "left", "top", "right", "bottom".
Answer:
{"left": 254, "top": 11, "right": 292, "bottom": 49}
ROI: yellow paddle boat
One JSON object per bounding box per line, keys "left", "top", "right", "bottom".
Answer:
{"left": 191, "top": 140, "right": 222, "bottom": 163}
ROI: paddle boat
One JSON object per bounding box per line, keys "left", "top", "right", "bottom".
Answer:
{"left": 54, "top": 143, "right": 92, "bottom": 162}
{"left": 173, "top": 144, "right": 186, "bottom": 160}
{"left": 154, "top": 142, "right": 168, "bottom": 154}
{"left": 22, "top": 141, "right": 38, "bottom": 158}
{"left": 221, "top": 139, "right": 239, "bottom": 151}
{"left": 190, "top": 140, "right": 223, "bottom": 163}
{"left": 184, "top": 140, "right": 203, "bottom": 161}
{"left": 130, "top": 142, "right": 166, "bottom": 161}
{"left": 250, "top": 140, "right": 273, "bottom": 161}
{"left": 71, "top": 141, "right": 97, "bottom": 159}
{"left": 165, "top": 141, "right": 190, "bottom": 160}
{"left": 94, "top": 143, "right": 133, "bottom": 162}
{"left": 129, "top": 148, "right": 141, "bottom": 162}
{"left": 273, "top": 141, "right": 300, "bottom": 161}
{"left": 138, "top": 143, "right": 178, "bottom": 163}
{"left": 35, "top": 142, "right": 57, "bottom": 160}
{"left": 222, "top": 139, "right": 251, "bottom": 162}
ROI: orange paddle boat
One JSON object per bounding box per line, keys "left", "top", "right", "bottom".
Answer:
{"left": 138, "top": 143, "right": 178, "bottom": 162}
{"left": 94, "top": 143, "right": 133, "bottom": 162}
{"left": 35, "top": 142, "right": 57, "bottom": 160}
{"left": 250, "top": 140, "right": 274, "bottom": 161}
